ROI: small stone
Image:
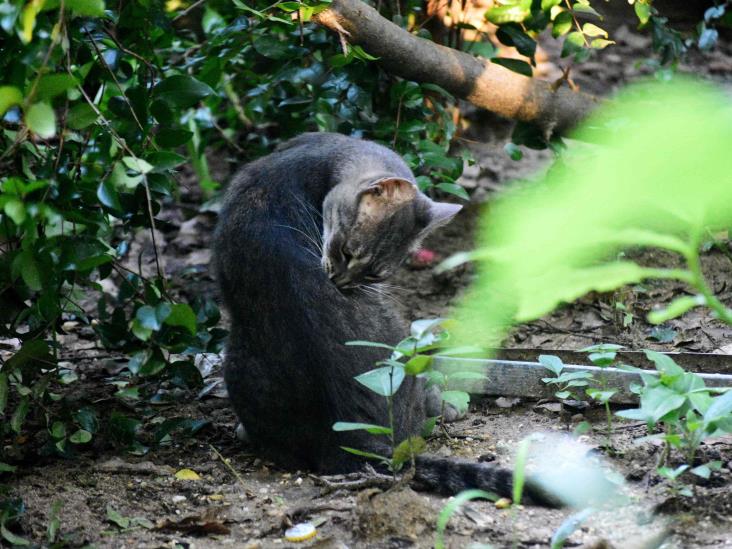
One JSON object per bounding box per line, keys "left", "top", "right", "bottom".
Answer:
{"left": 571, "top": 413, "right": 584, "bottom": 422}
{"left": 535, "top": 402, "right": 562, "bottom": 414}
{"left": 495, "top": 397, "right": 520, "bottom": 409}
{"left": 171, "top": 495, "right": 187, "bottom": 503}
{"left": 494, "top": 497, "right": 512, "bottom": 509}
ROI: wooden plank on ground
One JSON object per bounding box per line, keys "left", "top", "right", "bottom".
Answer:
{"left": 433, "top": 357, "right": 732, "bottom": 404}
{"left": 494, "top": 348, "right": 732, "bottom": 375}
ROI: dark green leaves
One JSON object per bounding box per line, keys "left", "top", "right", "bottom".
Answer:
{"left": 67, "top": 103, "right": 98, "bottom": 129}
{"left": 492, "top": 58, "right": 533, "bottom": 77}
{"left": 154, "top": 75, "right": 214, "bottom": 109}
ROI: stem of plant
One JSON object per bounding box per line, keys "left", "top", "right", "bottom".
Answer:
{"left": 684, "top": 232, "right": 732, "bottom": 325}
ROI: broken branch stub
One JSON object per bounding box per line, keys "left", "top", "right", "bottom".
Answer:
{"left": 313, "top": 0, "right": 601, "bottom": 136}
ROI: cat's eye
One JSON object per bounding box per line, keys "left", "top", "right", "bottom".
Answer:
{"left": 340, "top": 246, "right": 352, "bottom": 264}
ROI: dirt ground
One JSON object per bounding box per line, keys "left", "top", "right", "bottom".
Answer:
{"left": 5, "top": 23, "right": 732, "bottom": 549}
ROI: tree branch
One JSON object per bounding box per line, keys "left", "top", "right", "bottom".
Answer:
{"left": 314, "top": 0, "right": 601, "bottom": 136}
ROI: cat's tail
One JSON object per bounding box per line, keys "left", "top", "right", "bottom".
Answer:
{"left": 413, "top": 454, "right": 560, "bottom": 507}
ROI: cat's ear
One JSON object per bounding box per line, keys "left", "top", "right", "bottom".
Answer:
{"left": 365, "top": 177, "right": 417, "bottom": 202}
{"left": 422, "top": 200, "right": 462, "bottom": 233}
{"left": 358, "top": 177, "right": 417, "bottom": 221}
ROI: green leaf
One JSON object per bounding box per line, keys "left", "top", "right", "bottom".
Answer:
{"left": 135, "top": 305, "right": 161, "bottom": 331}
{"left": 355, "top": 365, "right": 405, "bottom": 397}
{"left": 643, "top": 350, "right": 684, "bottom": 378}
{"left": 552, "top": 11, "right": 573, "bottom": 37}
{"left": 15, "top": 250, "right": 42, "bottom": 291}
{"left": 392, "top": 436, "right": 426, "bottom": 467}
{"left": 97, "top": 180, "right": 122, "bottom": 210}
{"left": 587, "top": 351, "right": 616, "bottom": 366}
{"left": 647, "top": 295, "right": 701, "bottom": 324}
{"left": 345, "top": 340, "right": 394, "bottom": 350}
{"left": 0, "top": 86, "right": 23, "bottom": 116}
{"left": 10, "top": 396, "right": 29, "bottom": 433}
{"left": 496, "top": 24, "right": 536, "bottom": 58}
{"left": 491, "top": 57, "right": 532, "bottom": 77}
{"left": 50, "top": 421, "right": 66, "bottom": 439}
{"left": 36, "top": 74, "right": 78, "bottom": 101}
{"left": 155, "top": 128, "right": 193, "bottom": 147}
{"left": 561, "top": 31, "right": 585, "bottom": 58}
{"left": 66, "top": 103, "right": 98, "bottom": 129}
{"left": 441, "top": 390, "right": 470, "bottom": 414}
{"left": 122, "top": 156, "right": 153, "bottom": 174}
{"left": 435, "top": 489, "right": 496, "bottom": 549}
{"left": 590, "top": 38, "right": 615, "bottom": 49}
{"left": 164, "top": 303, "right": 197, "bottom": 335}
{"left": 571, "top": 3, "right": 600, "bottom": 17}
{"left": 70, "top": 429, "right": 92, "bottom": 443}
{"left": 421, "top": 416, "right": 438, "bottom": 437}
{"left": 539, "top": 354, "right": 564, "bottom": 376}
{"left": 486, "top": 4, "right": 530, "bottom": 24}
{"left": 586, "top": 388, "right": 617, "bottom": 403}
{"left": 1, "top": 523, "right": 30, "bottom": 546}
{"left": 146, "top": 151, "right": 186, "bottom": 172}
{"left": 332, "top": 422, "right": 392, "bottom": 435}
{"left": 703, "top": 390, "right": 732, "bottom": 426}
{"left": 405, "top": 355, "right": 432, "bottom": 375}
{"left": 340, "top": 446, "right": 389, "bottom": 462}
{"left": 155, "top": 75, "right": 214, "bottom": 109}
{"left": 581, "top": 23, "right": 607, "bottom": 38}
{"left": 634, "top": 2, "right": 651, "bottom": 24}
{"left": 0, "top": 462, "right": 17, "bottom": 473}
{"left": 106, "top": 505, "right": 130, "bottom": 529}
{"left": 4, "top": 199, "right": 26, "bottom": 225}
{"left": 66, "top": 0, "right": 105, "bottom": 16}
{"left": 25, "top": 102, "right": 56, "bottom": 138}
{"left": 435, "top": 182, "right": 469, "bottom": 201}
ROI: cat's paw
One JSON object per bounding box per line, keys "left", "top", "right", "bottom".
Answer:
{"left": 425, "top": 385, "right": 466, "bottom": 423}
{"left": 235, "top": 423, "right": 250, "bottom": 443}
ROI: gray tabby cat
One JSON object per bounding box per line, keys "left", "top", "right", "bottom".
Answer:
{"left": 213, "top": 133, "right": 554, "bottom": 504}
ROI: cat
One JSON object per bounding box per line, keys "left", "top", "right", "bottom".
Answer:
{"left": 213, "top": 132, "right": 555, "bottom": 505}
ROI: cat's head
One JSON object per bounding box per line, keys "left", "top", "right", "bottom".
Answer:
{"left": 321, "top": 176, "right": 462, "bottom": 290}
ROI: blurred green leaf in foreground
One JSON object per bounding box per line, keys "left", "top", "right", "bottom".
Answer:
{"left": 453, "top": 79, "right": 732, "bottom": 347}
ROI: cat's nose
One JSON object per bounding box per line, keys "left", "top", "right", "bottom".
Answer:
{"left": 330, "top": 270, "right": 351, "bottom": 287}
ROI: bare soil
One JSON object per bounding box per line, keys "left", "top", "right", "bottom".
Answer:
{"left": 5, "top": 24, "right": 732, "bottom": 549}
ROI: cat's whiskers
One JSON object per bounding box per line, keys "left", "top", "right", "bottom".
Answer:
{"left": 376, "top": 281, "right": 407, "bottom": 293}
{"left": 289, "top": 191, "right": 324, "bottom": 255}
{"left": 275, "top": 223, "right": 323, "bottom": 256}
{"left": 357, "top": 282, "right": 405, "bottom": 309}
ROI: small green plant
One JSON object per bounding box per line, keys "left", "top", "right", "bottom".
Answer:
{"left": 334, "top": 318, "right": 486, "bottom": 473}
{"left": 434, "top": 489, "right": 497, "bottom": 549}
{"left": 539, "top": 354, "right": 593, "bottom": 402}
{"left": 582, "top": 344, "right": 622, "bottom": 448}
{"left": 616, "top": 351, "right": 732, "bottom": 492}
{"left": 333, "top": 318, "right": 448, "bottom": 473}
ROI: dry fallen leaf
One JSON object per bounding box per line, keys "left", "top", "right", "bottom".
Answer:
{"left": 175, "top": 468, "right": 201, "bottom": 480}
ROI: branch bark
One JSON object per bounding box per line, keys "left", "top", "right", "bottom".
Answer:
{"left": 314, "top": 0, "right": 601, "bottom": 136}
